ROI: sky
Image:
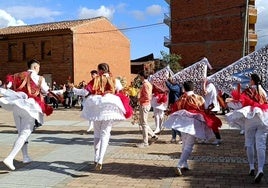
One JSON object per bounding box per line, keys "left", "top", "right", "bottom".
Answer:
{"left": 0, "top": 0, "right": 267, "bottom": 60}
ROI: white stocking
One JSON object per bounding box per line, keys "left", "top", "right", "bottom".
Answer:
{"left": 98, "top": 135, "right": 110, "bottom": 164}
{"left": 98, "top": 121, "right": 112, "bottom": 164}
{"left": 246, "top": 146, "right": 255, "bottom": 169}
{"left": 6, "top": 131, "right": 30, "bottom": 161}
{"left": 257, "top": 147, "right": 265, "bottom": 173}
{"left": 94, "top": 138, "right": 101, "bottom": 163}
{"left": 178, "top": 134, "right": 195, "bottom": 167}
{"left": 256, "top": 128, "right": 267, "bottom": 173}
{"left": 21, "top": 142, "right": 29, "bottom": 159}
{"left": 154, "top": 114, "right": 160, "bottom": 131}
{"left": 154, "top": 108, "right": 164, "bottom": 132}
{"left": 178, "top": 148, "right": 192, "bottom": 167}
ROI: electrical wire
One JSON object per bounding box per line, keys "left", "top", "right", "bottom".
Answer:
{"left": 75, "top": 4, "right": 246, "bottom": 35}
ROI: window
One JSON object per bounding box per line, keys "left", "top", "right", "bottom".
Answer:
{"left": 41, "top": 40, "right": 51, "bottom": 60}
{"left": 22, "top": 43, "right": 26, "bottom": 60}
{"left": 22, "top": 42, "right": 37, "bottom": 60}
{"left": 8, "top": 43, "right": 18, "bottom": 61}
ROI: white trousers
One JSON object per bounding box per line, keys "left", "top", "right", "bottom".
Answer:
{"left": 93, "top": 120, "right": 113, "bottom": 164}
{"left": 178, "top": 132, "right": 195, "bottom": 168}
{"left": 244, "top": 115, "right": 267, "bottom": 173}
{"left": 153, "top": 108, "right": 165, "bottom": 132}
{"left": 6, "top": 106, "right": 35, "bottom": 161}
{"left": 87, "top": 121, "right": 94, "bottom": 131}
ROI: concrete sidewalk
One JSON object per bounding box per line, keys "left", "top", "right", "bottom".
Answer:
{"left": 0, "top": 107, "right": 268, "bottom": 188}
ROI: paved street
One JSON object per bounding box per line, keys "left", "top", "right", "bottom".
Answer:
{"left": 0, "top": 107, "right": 268, "bottom": 188}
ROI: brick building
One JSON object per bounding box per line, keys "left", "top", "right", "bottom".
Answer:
{"left": 164, "top": 0, "right": 257, "bottom": 72}
{"left": 131, "top": 53, "right": 155, "bottom": 74}
{"left": 0, "top": 17, "right": 131, "bottom": 86}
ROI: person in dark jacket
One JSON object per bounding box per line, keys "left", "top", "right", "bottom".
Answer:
{"left": 165, "top": 77, "right": 183, "bottom": 143}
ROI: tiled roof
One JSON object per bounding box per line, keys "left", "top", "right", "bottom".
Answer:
{"left": 0, "top": 17, "right": 104, "bottom": 35}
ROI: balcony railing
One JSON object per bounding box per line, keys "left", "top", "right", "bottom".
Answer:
{"left": 248, "top": 5, "right": 257, "bottom": 24}
{"left": 164, "top": 36, "right": 171, "bottom": 47}
{"left": 165, "top": 0, "right": 170, "bottom": 5}
{"left": 248, "top": 32, "right": 257, "bottom": 46}
{"left": 163, "top": 13, "right": 171, "bottom": 26}
{"left": 249, "top": 0, "right": 255, "bottom": 6}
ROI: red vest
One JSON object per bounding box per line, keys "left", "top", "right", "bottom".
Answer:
{"left": 6, "top": 71, "right": 53, "bottom": 116}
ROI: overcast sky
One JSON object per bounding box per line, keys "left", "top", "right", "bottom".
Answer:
{"left": 0, "top": 0, "right": 267, "bottom": 59}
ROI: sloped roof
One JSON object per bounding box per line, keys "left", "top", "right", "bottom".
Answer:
{"left": 131, "top": 53, "right": 154, "bottom": 62}
{"left": 0, "top": 17, "right": 105, "bottom": 35}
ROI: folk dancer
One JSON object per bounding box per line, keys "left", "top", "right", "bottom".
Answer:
{"left": 203, "top": 79, "right": 222, "bottom": 145}
{"left": 0, "top": 59, "right": 63, "bottom": 170}
{"left": 151, "top": 85, "right": 168, "bottom": 134}
{"left": 163, "top": 81, "right": 222, "bottom": 176}
{"left": 86, "top": 70, "right": 98, "bottom": 132}
{"left": 71, "top": 63, "right": 132, "bottom": 170}
{"left": 225, "top": 73, "right": 268, "bottom": 183}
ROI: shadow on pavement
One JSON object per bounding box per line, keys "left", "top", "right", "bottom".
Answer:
{"left": 1, "top": 160, "right": 90, "bottom": 178}
{"left": 82, "top": 162, "right": 176, "bottom": 179}
{"left": 32, "top": 136, "right": 92, "bottom": 145}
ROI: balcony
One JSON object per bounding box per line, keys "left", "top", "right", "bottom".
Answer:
{"left": 164, "top": 36, "right": 171, "bottom": 48}
{"left": 249, "top": 0, "right": 255, "bottom": 5}
{"left": 163, "top": 13, "right": 171, "bottom": 26}
{"left": 248, "top": 5, "right": 257, "bottom": 24}
{"left": 165, "top": 0, "right": 170, "bottom": 5}
{"left": 248, "top": 32, "right": 257, "bottom": 47}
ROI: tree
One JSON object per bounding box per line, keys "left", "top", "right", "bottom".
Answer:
{"left": 157, "top": 51, "right": 183, "bottom": 73}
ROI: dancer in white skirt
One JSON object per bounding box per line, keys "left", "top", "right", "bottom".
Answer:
{"left": 0, "top": 59, "right": 63, "bottom": 170}
{"left": 86, "top": 70, "right": 98, "bottom": 133}
{"left": 163, "top": 81, "right": 222, "bottom": 176}
{"left": 203, "top": 79, "right": 222, "bottom": 145}
{"left": 71, "top": 63, "right": 132, "bottom": 170}
{"left": 151, "top": 85, "right": 168, "bottom": 134}
{"left": 226, "top": 73, "right": 268, "bottom": 183}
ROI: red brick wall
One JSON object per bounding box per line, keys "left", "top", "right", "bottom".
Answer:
{"left": 170, "top": 0, "right": 246, "bottom": 72}
{"left": 0, "top": 31, "right": 73, "bottom": 86}
{"left": 0, "top": 19, "right": 131, "bottom": 87}
{"left": 72, "top": 18, "right": 131, "bottom": 85}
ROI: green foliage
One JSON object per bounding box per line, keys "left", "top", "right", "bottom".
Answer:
{"left": 158, "top": 51, "right": 183, "bottom": 73}
{"left": 132, "top": 75, "right": 142, "bottom": 89}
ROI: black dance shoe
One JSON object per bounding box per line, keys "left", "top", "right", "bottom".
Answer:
{"left": 254, "top": 172, "right": 264, "bottom": 183}
{"left": 248, "top": 169, "right": 255, "bottom": 176}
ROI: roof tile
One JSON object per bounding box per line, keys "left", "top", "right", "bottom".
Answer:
{"left": 0, "top": 17, "right": 104, "bottom": 35}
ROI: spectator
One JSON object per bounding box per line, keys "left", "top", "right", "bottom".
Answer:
{"left": 136, "top": 70, "right": 158, "bottom": 148}
{"left": 165, "top": 77, "right": 183, "bottom": 144}
{"left": 63, "top": 81, "right": 74, "bottom": 108}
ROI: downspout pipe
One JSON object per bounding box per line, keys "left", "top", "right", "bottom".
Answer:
{"left": 242, "top": 0, "right": 249, "bottom": 56}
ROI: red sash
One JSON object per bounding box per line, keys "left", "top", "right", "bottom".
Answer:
{"left": 175, "top": 93, "right": 222, "bottom": 132}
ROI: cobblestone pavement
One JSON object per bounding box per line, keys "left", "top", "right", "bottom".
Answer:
{"left": 0, "top": 107, "right": 268, "bottom": 188}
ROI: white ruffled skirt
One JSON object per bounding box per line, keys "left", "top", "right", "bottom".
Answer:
{"left": 163, "top": 109, "right": 214, "bottom": 140}
{"left": 226, "top": 103, "right": 268, "bottom": 132}
{"left": 0, "top": 88, "right": 43, "bottom": 123}
{"left": 151, "top": 96, "right": 168, "bottom": 111}
{"left": 81, "top": 93, "right": 126, "bottom": 121}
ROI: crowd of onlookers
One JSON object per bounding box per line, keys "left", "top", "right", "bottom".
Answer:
{"left": 0, "top": 78, "right": 84, "bottom": 110}
{"left": 44, "top": 81, "right": 85, "bottom": 110}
